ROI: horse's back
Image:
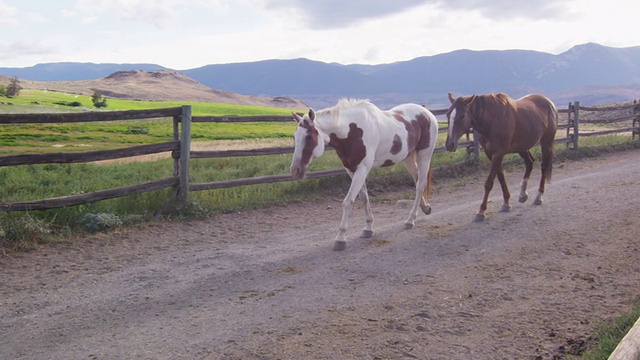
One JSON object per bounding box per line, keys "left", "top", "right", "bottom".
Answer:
{"left": 519, "top": 94, "right": 557, "bottom": 119}
{"left": 516, "top": 94, "right": 558, "bottom": 130}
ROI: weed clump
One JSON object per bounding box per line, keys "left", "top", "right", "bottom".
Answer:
{"left": 81, "top": 213, "right": 122, "bottom": 233}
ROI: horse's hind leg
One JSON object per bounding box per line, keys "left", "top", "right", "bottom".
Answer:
{"left": 403, "top": 150, "right": 433, "bottom": 229}
{"left": 535, "top": 138, "right": 555, "bottom": 205}
{"left": 402, "top": 154, "right": 431, "bottom": 216}
{"left": 518, "top": 151, "right": 535, "bottom": 203}
{"left": 359, "top": 183, "right": 374, "bottom": 239}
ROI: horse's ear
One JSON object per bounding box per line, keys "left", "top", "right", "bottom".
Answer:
{"left": 308, "top": 108, "right": 316, "bottom": 122}
{"left": 292, "top": 112, "right": 303, "bottom": 123}
{"left": 448, "top": 92, "right": 456, "bottom": 104}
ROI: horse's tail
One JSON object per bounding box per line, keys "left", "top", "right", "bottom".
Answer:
{"left": 425, "top": 166, "right": 432, "bottom": 199}
{"left": 542, "top": 145, "right": 554, "bottom": 183}
{"left": 542, "top": 102, "right": 558, "bottom": 183}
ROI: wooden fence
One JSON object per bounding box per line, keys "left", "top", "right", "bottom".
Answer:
{"left": 0, "top": 101, "right": 639, "bottom": 212}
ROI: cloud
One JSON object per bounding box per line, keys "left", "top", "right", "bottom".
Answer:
{"left": 262, "top": 0, "right": 428, "bottom": 28}
{"left": 261, "top": 0, "right": 571, "bottom": 29}
{"left": 434, "top": 0, "right": 570, "bottom": 20}
{"left": 71, "top": 0, "right": 229, "bottom": 29}
{"left": 0, "top": 40, "right": 58, "bottom": 61}
{"left": 0, "top": 1, "right": 19, "bottom": 26}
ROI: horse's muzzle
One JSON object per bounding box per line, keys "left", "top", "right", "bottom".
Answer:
{"left": 445, "top": 139, "right": 457, "bottom": 152}
{"left": 290, "top": 165, "right": 306, "bottom": 180}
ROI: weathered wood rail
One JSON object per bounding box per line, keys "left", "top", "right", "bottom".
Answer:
{"left": 0, "top": 106, "right": 189, "bottom": 211}
{"left": 0, "top": 101, "right": 638, "bottom": 212}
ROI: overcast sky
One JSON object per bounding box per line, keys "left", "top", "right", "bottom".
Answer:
{"left": 0, "top": 0, "right": 638, "bottom": 70}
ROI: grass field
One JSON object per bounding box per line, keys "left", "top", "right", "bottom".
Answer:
{"left": 0, "top": 90, "right": 297, "bottom": 154}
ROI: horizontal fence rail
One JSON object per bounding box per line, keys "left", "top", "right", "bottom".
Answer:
{"left": 0, "top": 100, "right": 638, "bottom": 211}
{"left": 0, "top": 142, "right": 180, "bottom": 167}
{"left": 0, "top": 177, "right": 179, "bottom": 212}
{"left": 0, "top": 106, "right": 190, "bottom": 211}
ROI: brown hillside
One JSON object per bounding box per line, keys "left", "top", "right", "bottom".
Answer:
{"left": 4, "top": 70, "right": 307, "bottom": 110}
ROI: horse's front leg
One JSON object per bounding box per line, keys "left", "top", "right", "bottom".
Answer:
{"left": 476, "top": 155, "right": 504, "bottom": 222}
{"left": 496, "top": 166, "right": 511, "bottom": 213}
{"left": 334, "top": 167, "right": 370, "bottom": 251}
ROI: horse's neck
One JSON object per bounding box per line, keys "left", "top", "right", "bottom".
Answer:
{"left": 313, "top": 121, "right": 331, "bottom": 145}
{"left": 472, "top": 112, "right": 490, "bottom": 134}
{"left": 315, "top": 112, "right": 343, "bottom": 143}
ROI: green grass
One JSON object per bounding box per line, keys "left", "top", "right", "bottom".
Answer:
{"left": 573, "top": 302, "right": 640, "bottom": 359}
{"left": 1, "top": 90, "right": 298, "bottom": 116}
{"left": 0, "top": 90, "right": 297, "bottom": 154}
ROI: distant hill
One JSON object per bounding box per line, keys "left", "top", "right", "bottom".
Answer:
{"left": 2, "top": 43, "right": 640, "bottom": 109}
{"left": 0, "top": 62, "right": 168, "bottom": 81}
{"left": 1, "top": 70, "right": 307, "bottom": 110}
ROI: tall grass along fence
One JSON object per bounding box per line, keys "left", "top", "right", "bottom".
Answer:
{"left": 0, "top": 101, "right": 639, "bottom": 212}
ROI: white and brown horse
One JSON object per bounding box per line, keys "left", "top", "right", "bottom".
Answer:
{"left": 291, "top": 99, "right": 438, "bottom": 251}
{"left": 445, "top": 92, "right": 558, "bottom": 221}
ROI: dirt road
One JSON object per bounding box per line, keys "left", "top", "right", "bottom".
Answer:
{"left": 2, "top": 150, "right": 640, "bottom": 359}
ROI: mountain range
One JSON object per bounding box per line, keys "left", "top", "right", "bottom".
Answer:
{"left": 2, "top": 42, "right": 640, "bottom": 109}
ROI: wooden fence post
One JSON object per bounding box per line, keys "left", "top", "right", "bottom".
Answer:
{"left": 573, "top": 101, "right": 580, "bottom": 150}
{"left": 177, "top": 105, "right": 192, "bottom": 206}
{"left": 566, "top": 102, "right": 572, "bottom": 150}
{"left": 172, "top": 114, "right": 180, "bottom": 177}
{"left": 633, "top": 100, "right": 640, "bottom": 140}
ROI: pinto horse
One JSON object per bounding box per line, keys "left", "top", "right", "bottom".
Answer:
{"left": 290, "top": 99, "right": 439, "bottom": 251}
{"left": 445, "top": 92, "right": 558, "bottom": 222}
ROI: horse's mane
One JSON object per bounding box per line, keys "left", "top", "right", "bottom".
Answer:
{"left": 317, "top": 98, "right": 375, "bottom": 121}
{"left": 470, "top": 93, "right": 516, "bottom": 116}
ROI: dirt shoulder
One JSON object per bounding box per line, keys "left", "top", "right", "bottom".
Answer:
{"left": 2, "top": 150, "right": 640, "bottom": 359}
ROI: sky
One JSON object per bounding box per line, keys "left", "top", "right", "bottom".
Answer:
{"left": 0, "top": 0, "right": 639, "bottom": 70}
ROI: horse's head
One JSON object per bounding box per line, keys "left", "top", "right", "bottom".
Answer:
{"left": 445, "top": 92, "right": 475, "bottom": 152}
{"left": 290, "top": 109, "right": 325, "bottom": 179}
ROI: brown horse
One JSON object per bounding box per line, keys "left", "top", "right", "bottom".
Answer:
{"left": 445, "top": 92, "right": 558, "bottom": 222}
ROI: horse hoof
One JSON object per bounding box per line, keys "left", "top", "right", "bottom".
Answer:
{"left": 474, "top": 213, "right": 486, "bottom": 222}
{"left": 519, "top": 194, "right": 528, "bottom": 203}
{"left": 404, "top": 222, "right": 415, "bottom": 229}
{"left": 420, "top": 203, "right": 432, "bottom": 215}
{"left": 360, "top": 230, "right": 374, "bottom": 238}
{"left": 333, "top": 240, "right": 346, "bottom": 251}
{"left": 533, "top": 198, "right": 543, "bottom": 205}
{"left": 500, "top": 204, "right": 511, "bottom": 212}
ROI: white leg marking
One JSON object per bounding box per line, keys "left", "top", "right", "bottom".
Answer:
{"left": 533, "top": 191, "right": 543, "bottom": 205}
{"left": 519, "top": 179, "right": 529, "bottom": 203}
{"left": 334, "top": 167, "right": 370, "bottom": 250}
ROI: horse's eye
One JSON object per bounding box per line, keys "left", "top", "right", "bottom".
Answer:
{"left": 305, "top": 135, "right": 312, "bottom": 141}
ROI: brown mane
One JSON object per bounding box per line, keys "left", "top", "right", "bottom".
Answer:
{"left": 469, "top": 93, "right": 515, "bottom": 121}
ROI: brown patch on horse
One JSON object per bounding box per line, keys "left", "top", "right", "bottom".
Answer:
{"left": 412, "top": 113, "right": 433, "bottom": 151}
{"left": 390, "top": 134, "right": 402, "bottom": 155}
{"left": 300, "top": 120, "right": 319, "bottom": 168}
{"left": 392, "top": 112, "right": 433, "bottom": 152}
{"left": 329, "top": 123, "right": 366, "bottom": 173}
